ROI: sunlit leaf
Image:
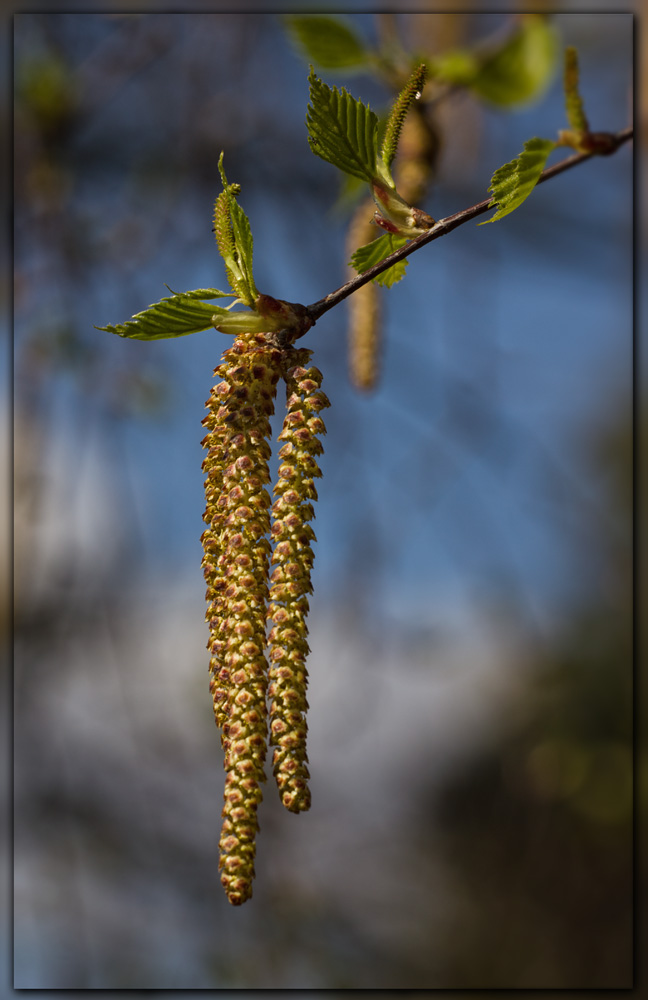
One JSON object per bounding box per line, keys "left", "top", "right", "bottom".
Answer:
{"left": 350, "top": 232, "right": 409, "bottom": 287}
{"left": 96, "top": 288, "right": 236, "bottom": 340}
{"left": 285, "top": 15, "right": 372, "bottom": 72}
{"left": 471, "top": 15, "right": 559, "bottom": 108}
{"left": 479, "top": 137, "right": 556, "bottom": 224}
{"left": 373, "top": 259, "right": 408, "bottom": 288}
{"left": 306, "top": 69, "right": 379, "bottom": 182}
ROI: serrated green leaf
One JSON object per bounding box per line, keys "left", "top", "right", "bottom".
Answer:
{"left": 306, "top": 69, "right": 379, "bottom": 182}
{"left": 285, "top": 15, "right": 372, "bottom": 72}
{"left": 374, "top": 259, "right": 408, "bottom": 288}
{"left": 471, "top": 15, "right": 559, "bottom": 108}
{"left": 165, "top": 287, "right": 235, "bottom": 300}
{"left": 350, "top": 232, "right": 409, "bottom": 287}
{"left": 479, "top": 137, "right": 556, "bottom": 224}
{"left": 95, "top": 288, "right": 236, "bottom": 340}
{"left": 216, "top": 154, "right": 258, "bottom": 306}
{"left": 564, "top": 46, "right": 589, "bottom": 134}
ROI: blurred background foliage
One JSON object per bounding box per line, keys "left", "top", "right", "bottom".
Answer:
{"left": 12, "top": 10, "right": 634, "bottom": 989}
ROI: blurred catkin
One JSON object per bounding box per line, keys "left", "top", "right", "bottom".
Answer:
{"left": 394, "top": 105, "right": 441, "bottom": 206}
{"left": 346, "top": 102, "right": 440, "bottom": 392}
{"left": 201, "top": 332, "right": 281, "bottom": 905}
{"left": 346, "top": 202, "right": 382, "bottom": 391}
{"left": 268, "top": 349, "right": 330, "bottom": 812}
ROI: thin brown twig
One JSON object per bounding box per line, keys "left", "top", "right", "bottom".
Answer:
{"left": 304, "top": 125, "right": 633, "bottom": 328}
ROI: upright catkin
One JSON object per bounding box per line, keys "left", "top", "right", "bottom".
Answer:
{"left": 380, "top": 63, "right": 428, "bottom": 169}
{"left": 201, "top": 332, "right": 281, "bottom": 905}
{"left": 267, "top": 349, "right": 330, "bottom": 812}
{"left": 213, "top": 185, "right": 242, "bottom": 301}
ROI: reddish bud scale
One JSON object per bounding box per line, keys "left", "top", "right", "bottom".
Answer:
{"left": 267, "top": 349, "right": 330, "bottom": 813}
{"left": 202, "top": 333, "right": 282, "bottom": 906}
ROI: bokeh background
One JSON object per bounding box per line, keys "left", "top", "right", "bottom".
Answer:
{"left": 12, "top": 10, "right": 634, "bottom": 989}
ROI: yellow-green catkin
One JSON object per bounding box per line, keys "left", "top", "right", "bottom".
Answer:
{"left": 213, "top": 187, "right": 240, "bottom": 296}
{"left": 267, "top": 350, "right": 330, "bottom": 812}
{"left": 201, "top": 332, "right": 281, "bottom": 905}
{"left": 380, "top": 63, "right": 428, "bottom": 170}
{"left": 564, "top": 46, "right": 589, "bottom": 136}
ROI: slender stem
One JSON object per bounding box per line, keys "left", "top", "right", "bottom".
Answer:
{"left": 304, "top": 126, "right": 633, "bottom": 327}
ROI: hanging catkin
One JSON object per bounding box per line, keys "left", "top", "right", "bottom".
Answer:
{"left": 267, "top": 349, "right": 329, "bottom": 812}
{"left": 201, "top": 332, "right": 282, "bottom": 905}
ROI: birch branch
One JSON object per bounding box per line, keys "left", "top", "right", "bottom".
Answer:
{"left": 304, "top": 126, "right": 633, "bottom": 328}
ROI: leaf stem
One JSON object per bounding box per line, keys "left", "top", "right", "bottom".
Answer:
{"left": 304, "top": 125, "right": 633, "bottom": 328}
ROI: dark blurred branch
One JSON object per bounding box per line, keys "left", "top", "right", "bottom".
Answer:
{"left": 305, "top": 126, "right": 633, "bottom": 326}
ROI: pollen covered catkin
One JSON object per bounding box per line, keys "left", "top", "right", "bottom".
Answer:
{"left": 268, "top": 349, "right": 329, "bottom": 812}
{"left": 201, "top": 332, "right": 281, "bottom": 905}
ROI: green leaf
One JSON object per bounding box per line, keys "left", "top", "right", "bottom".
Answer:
{"left": 95, "top": 288, "right": 237, "bottom": 340}
{"left": 285, "top": 15, "right": 372, "bottom": 72}
{"left": 374, "top": 259, "right": 408, "bottom": 288}
{"left": 350, "top": 232, "right": 409, "bottom": 287}
{"left": 563, "top": 46, "right": 589, "bottom": 134}
{"left": 216, "top": 154, "right": 258, "bottom": 307}
{"left": 427, "top": 49, "right": 480, "bottom": 87}
{"left": 165, "top": 287, "right": 234, "bottom": 300}
{"left": 479, "top": 137, "right": 557, "bottom": 224}
{"left": 471, "top": 15, "right": 559, "bottom": 108}
{"left": 306, "top": 69, "right": 379, "bottom": 182}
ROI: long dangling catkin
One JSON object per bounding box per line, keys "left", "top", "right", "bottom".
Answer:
{"left": 201, "top": 332, "right": 281, "bottom": 905}
{"left": 346, "top": 101, "right": 439, "bottom": 392}
{"left": 393, "top": 105, "right": 439, "bottom": 208}
{"left": 267, "top": 349, "right": 330, "bottom": 812}
{"left": 346, "top": 199, "right": 382, "bottom": 392}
